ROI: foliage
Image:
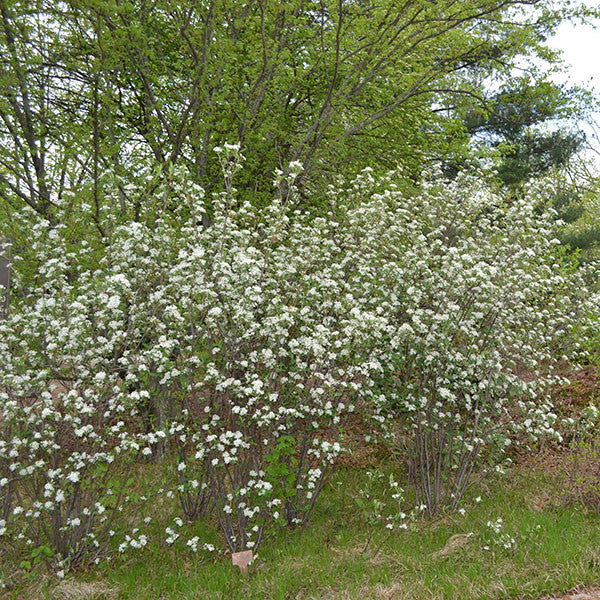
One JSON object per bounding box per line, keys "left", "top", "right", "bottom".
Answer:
{"left": 457, "top": 77, "right": 590, "bottom": 186}
{"left": 0, "top": 0, "right": 597, "bottom": 220}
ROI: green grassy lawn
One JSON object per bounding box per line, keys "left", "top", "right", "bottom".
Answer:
{"left": 2, "top": 459, "right": 600, "bottom": 600}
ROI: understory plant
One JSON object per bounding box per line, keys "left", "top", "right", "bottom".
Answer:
{"left": 0, "top": 240, "right": 160, "bottom": 569}
{"left": 0, "top": 149, "right": 597, "bottom": 571}
{"left": 332, "top": 170, "right": 599, "bottom": 515}
{"left": 166, "top": 150, "right": 389, "bottom": 550}
{"left": 355, "top": 469, "right": 410, "bottom": 557}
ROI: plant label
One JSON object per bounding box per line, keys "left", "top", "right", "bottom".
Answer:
{"left": 232, "top": 550, "right": 253, "bottom": 575}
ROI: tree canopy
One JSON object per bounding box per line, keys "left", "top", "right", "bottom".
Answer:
{"left": 0, "top": 0, "right": 597, "bottom": 228}
{"left": 460, "top": 77, "right": 590, "bottom": 186}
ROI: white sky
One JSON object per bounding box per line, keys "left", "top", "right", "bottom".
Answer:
{"left": 549, "top": 18, "right": 600, "bottom": 93}
{"left": 547, "top": 16, "right": 600, "bottom": 161}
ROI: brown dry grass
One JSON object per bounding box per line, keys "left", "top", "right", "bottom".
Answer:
{"left": 52, "top": 580, "right": 118, "bottom": 600}
{"left": 430, "top": 532, "right": 474, "bottom": 558}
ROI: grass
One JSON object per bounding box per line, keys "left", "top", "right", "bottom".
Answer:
{"left": 2, "top": 458, "right": 600, "bottom": 600}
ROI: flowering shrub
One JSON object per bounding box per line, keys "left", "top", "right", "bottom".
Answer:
{"left": 0, "top": 264, "right": 156, "bottom": 569}
{"left": 0, "top": 457, "right": 12, "bottom": 538}
{"left": 0, "top": 195, "right": 186, "bottom": 568}
{"left": 354, "top": 469, "right": 412, "bottom": 557}
{"left": 483, "top": 517, "right": 517, "bottom": 552}
{"left": 165, "top": 150, "right": 389, "bottom": 551}
{"left": 334, "top": 170, "right": 599, "bottom": 515}
{"left": 0, "top": 151, "right": 597, "bottom": 570}
{"left": 559, "top": 401, "right": 600, "bottom": 446}
{"left": 0, "top": 148, "right": 388, "bottom": 561}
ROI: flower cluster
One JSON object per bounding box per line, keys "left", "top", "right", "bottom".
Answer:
{"left": 484, "top": 517, "right": 517, "bottom": 551}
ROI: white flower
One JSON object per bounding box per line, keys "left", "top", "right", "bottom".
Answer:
{"left": 106, "top": 295, "right": 120, "bottom": 310}
{"left": 66, "top": 471, "right": 80, "bottom": 484}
